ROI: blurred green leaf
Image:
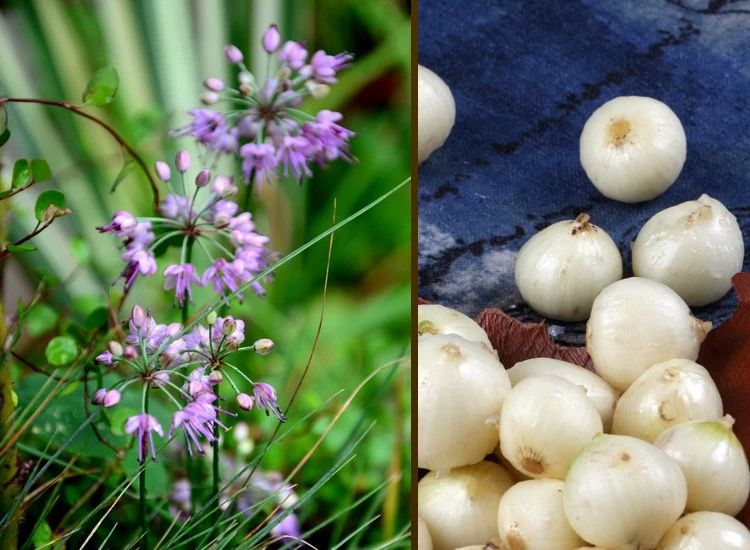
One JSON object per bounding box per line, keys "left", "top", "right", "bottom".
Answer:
{"left": 84, "top": 306, "right": 109, "bottom": 330}
{"left": 34, "top": 190, "right": 66, "bottom": 221}
{"left": 110, "top": 158, "right": 135, "bottom": 193}
{"left": 26, "top": 304, "right": 59, "bottom": 337}
{"left": 31, "top": 520, "right": 52, "bottom": 548}
{"left": 106, "top": 406, "right": 137, "bottom": 437}
{"left": 82, "top": 66, "right": 119, "bottom": 106}
{"left": 0, "top": 102, "right": 6, "bottom": 132}
{"left": 30, "top": 159, "right": 52, "bottom": 182}
{"left": 59, "top": 380, "right": 81, "bottom": 397}
{"left": 5, "top": 244, "right": 37, "bottom": 253}
{"left": 0, "top": 127, "right": 9, "bottom": 147}
{"left": 12, "top": 159, "right": 29, "bottom": 188}
{"left": 45, "top": 335, "right": 78, "bottom": 366}
{"left": 69, "top": 236, "right": 90, "bottom": 264}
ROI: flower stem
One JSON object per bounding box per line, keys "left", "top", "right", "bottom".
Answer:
{"left": 140, "top": 389, "right": 150, "bottom": 550}
{"left": 181, "top": 237, "right": 194, "bottom": 324}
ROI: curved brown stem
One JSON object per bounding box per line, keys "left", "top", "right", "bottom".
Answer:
{"left": 0, "top": 97, "right": 160, "bottom": 210}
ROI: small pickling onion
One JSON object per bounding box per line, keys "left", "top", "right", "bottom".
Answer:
{"left": 514, "top": 214, "right": 622, "bottom": 321}
{"left": 417, "top": 517, "right": 433, "bottom": 550}
{"left": 418, "top": 334, "right": 511, "bottom": 472}
{"left": 586, "top": 277, "right": 711, "bottom": 392}
{"left": 507, "top": 358, "right": 619, "bottom": 430}
{"left": 418, "top": 461, "right": 514, "bottom": 550}
{"left": 611, "top": 358, "right": 723, "bottom": 442}
{"left": 499, "top": 375, "right": 602, "bottom": 479}
{"left": 418, "top": 64, "right": 455, "bottom": 163}
{"left": 563, "top": 434, "right": 687, "bottom": 549}
{"left": 654, "top": 415, "right": 750, "bottom": 515}
{"left": 418, "top": 304, "right": 493, "bottom": 352}
{"left": 579, "top": 96, "right": 686, "bottom": 203}
{"left": 632, "top": 194, "right": 744, "bottom": 306}
{"left": 497, "top": 479, "right": 584, "bottom": 550}
{"left": 657, "top": 511, "right": 750, "bottom": 549}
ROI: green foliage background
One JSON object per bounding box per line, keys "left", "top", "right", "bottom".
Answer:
{"left": 0, "top": 0, "right": 410, "bottom": 547}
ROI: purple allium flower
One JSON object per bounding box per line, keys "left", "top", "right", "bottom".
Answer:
{"left": 278, "top": 41, "right": 307, "bottom": 70}
{"left": 184, "top": 367, "right": 215, "bottom": 397}
{"left": 213, "top": 316, "right": 245, "bottom": 349}
{"left": 131, "top": 305, "right": 147, "bottom": 327}
{"left": 302, "top": 50, "right": 353, "bottom": 84}
{"left": 163, "top": 263, "right": 199, "bottom": 307}
{"left": 92, "top": 389, "right": 107, "bottom": 405}
{"left": 160, "top": 194, "right": 196, "bottom": 223}
{"left": 224, "top": 44, "right": 243, "bottom": 64}
{"left": 95, "top": 351, "right": 114, "bottom": 366}
{"left": 103, "top": 389, "right": 121, "bottom": 408}
{"left": 173, "top": 109, "right": 238, "bottom": 153}
{"left": 175, "top": 150, "right": 191, "bottom": 173}
{"left": 125, "top": 414, "right": 164, "bottom": 463}
{"left": 204, "top": 199, "right": 238, "bottom": 226}
{"left": 303, "top": 110, "right": 355, "bottom": 163}
{"left": 237, "top": 393, "right": 254, "bottom": 411}
{"left": 153, "top": 371, "right": 170, "bottom": 388}
{"left": 253, "top": 383, "right": 285, "bottom": 421}
{"left": 277, "top": 136, "right": 312, "bottom": 182}
{"left": 170, "top": 393, "right": 226, "bottom": 456}
{"left": 96, "top": 211, "right": 137, "bottom": 237}
{"left": 155, "top": 161, "right": 172, "bottom": 182}
{"left": 201, "top": 258, "right": 246, "bottom": 296}
{"left": 126, "top": 222, "right": 155, "bottom": 248}
{"left": 262, "top": 24, "right": 281, "bottom": 54}
{"left": 123, "top": 345, "right": 138, "bottom": 360}
{"left": 203, "top": 78, "right": 224, "bottom": 92}
{"left": 121, "top": 249, "right": 157, "bottom": 290}
{"left": 271, "top": 513, "right": 301, "bottom": 540}
{"left": 211, "top": 176, "right": 237, "bottom": 198}
{"left": 240, "top": 143, "right": 278, "bottom": 185}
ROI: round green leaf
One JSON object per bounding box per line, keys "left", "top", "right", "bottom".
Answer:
{"left": 82, "top": 67, "right": 119, "bottom": 106}
{"left": 30, "top": 159, "right": 51, "bottom": 182}
{"left": 12, "top": 159, "right": 29, "bottom": 188}
{"left": 34, "top": 189, "right": 66, "bottom": 221}
{"left": 45, "top": 335, "right": 78, "bottom": 366}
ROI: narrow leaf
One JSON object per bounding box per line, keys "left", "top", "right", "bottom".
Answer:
{"left": 12, "top": 159, "right": 29, "bottom": 188}
{"left": 45, "top": 335, "right": 78, "bottom": 366}
{"left": 5, "top": 244, "right": 36, "bottom": 253}
{"left": 30, "top": 159, "right": 51, "bottom": 182}
{"left": 110, "top": 158, "right": 135, "bottom": 193}
{"left": 0, "top": 128, "right": 9, "bottom": 147}
{"left": 34, "top": 190, "right": 66, "bottom": 221}
{"left": 82, "top": 67, "right": 119, "bottom": 106}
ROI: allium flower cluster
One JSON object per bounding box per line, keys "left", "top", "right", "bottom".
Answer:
{"left": 172, "top": 24, "right": 355, "bottom": 184}
{"left": 93, "top": 306, "right": 282, "bottom": 463}
{"left": 98, "top": 151, "right": 272, "bottom": 303}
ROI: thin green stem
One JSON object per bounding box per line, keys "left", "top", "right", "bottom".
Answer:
{"left": 140, "top": 386, "right": 150, "bottom": 550}
{"left": 181, "top": 238, "right": 194, "bottom": 324}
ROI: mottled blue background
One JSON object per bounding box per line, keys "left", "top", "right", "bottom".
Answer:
{"left": 418, "top": 0, "right": 750, "bottom": 345}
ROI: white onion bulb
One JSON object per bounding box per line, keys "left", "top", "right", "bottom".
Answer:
{"left": 417, "top": 516, "right": 433, "bottom": 550}
{"left": 418, "top": 304, "right": 493, "bottom": 352}
{"left": 497, "top": 479, "right": 585, "bottom": 550}
{"left": 655, "top": 415, "right": 749, "bottom": 515}
{"left": 418, "top": 65, "right": 455, "bottom": 164}
{"left": 612, "top": 359, "right": 723, "bottom": 442}
{"left": 508, "top": 358, "right": 619, "bottom": 430}
{"left": 563, "top": 434, "right": 687, "bottom": 549}
{"left": 418, "top": 461, "right": 514, "bottom": 550}
{"left": 418, "top": 334, "right": 511, "bottom": 472}
{"left": 586, "top": 277, "right": 711, "bottom": 392}
{"left": 657, "top": 511, "right": 750, "bottom": 549}
{"left": 514, "top": 214, "right": 622, "bottom": 321}
{"left": 500, "top": 375, "right": 602, "bottom": 479}
{"left": 579, "top": 96, "right": 686, "bottom": 203}
{"left": 632, "top": 194, "right": 744, "bottom": 306}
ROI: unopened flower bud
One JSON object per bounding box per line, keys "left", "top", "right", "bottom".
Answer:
{"left": 108, "top": 341, "right": 123, "bottom": 357}
{"left": 155, "top": 161, "right": 171, "bottom": 182}
{"left": 238, "top": 72, "right": 253, "bottom": 85}
{"left": 95, "top": 351, "right": 113, "bottom": 366}
{"left": 223, "top": 319, "right": 237, "bottom": 336}
{"left": 201, "top": 92, "right": 219, "bottom": 105}
{"left": 153, "top": 371, "right": 170, "bottom": 387}
{"left": 306, "top": 81, "right": 330, "bottom": 99}
{"left": 92, "top": 388, "right": 107, "bottom": 405}
{"left": 208, "top": 370, "right": 223, "bottom": 384}
{"left": 206, "top": 311, "right": 218, "bottom": 325}
{"left": 175, "top": 150, "right": 191, "bottom": 173}
{"left": 237, "top": 393, "right": 254, "bottom": 411}
{"left": 195, "top": 169, "right": 210, "bottom": 188}
{"left": 131, "top": 305, "right": 147, "bottom": 327}
{"left": 123, "top": 345, "right": 138, "bottom": 360}
{"left": 262, "top": 24, "right": 281, "bottom": 54}
{"left": 278, "top": 67, "right": 292, "bottom": 80}
{"left": 253, "top": 338, "right": 275, "bottom": 355}
{"left": 224, "top": 44, "right": 243, "bottom": 64}
{"left": 238, "top": 83, "right": 252, "bottom": 96}
{"left": 203, "top": 78, "right": 224, "bottom": 92}
{"left": 103, "top": 389, "right": 121, "bottom": 408}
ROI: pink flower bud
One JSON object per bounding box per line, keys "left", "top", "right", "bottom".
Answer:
{"left": 123, "top": 345, "right": 138, "bottom": 360}
{"left": 224, "top": 44, "right": 243, "bottom": 64}
{"left": 208, "top": 371, "right": 223, "bottom": 384}
{"left": 262, "top": 24, "right": 281, "bottom": 54}
{"left": 95, "top": 351, "right": 113, "bottom": 366}
{"left": 155, "top": 160, "right": 171, "bottom": 182}
{"left": 201, "top": 92, "right": 219, "bottom": 105}
{"left": 131, "top": 305, "right": 147, "bottom": 327}
{"left": 103, "top": 389, "right": 121, "bottom": 408}
{"left": 237, "top": 393, "right": 254, "bottom": 411}
{"left": 195, "top": 169, "right": 210, "bottom": 188}
{"left": 92, "top": 389, "right": 107, "bottom": 405}
{"left": 253, "top": 338, "right": 275, "bottom": 355}
{"left": 203, "top": 78, "right": 224, "bottom": 92}
{"left": 153, "top": 372, "right": 170, "bottom": 387}
{"left": 175, "top": 151, "right": 191, "bottom": 173}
